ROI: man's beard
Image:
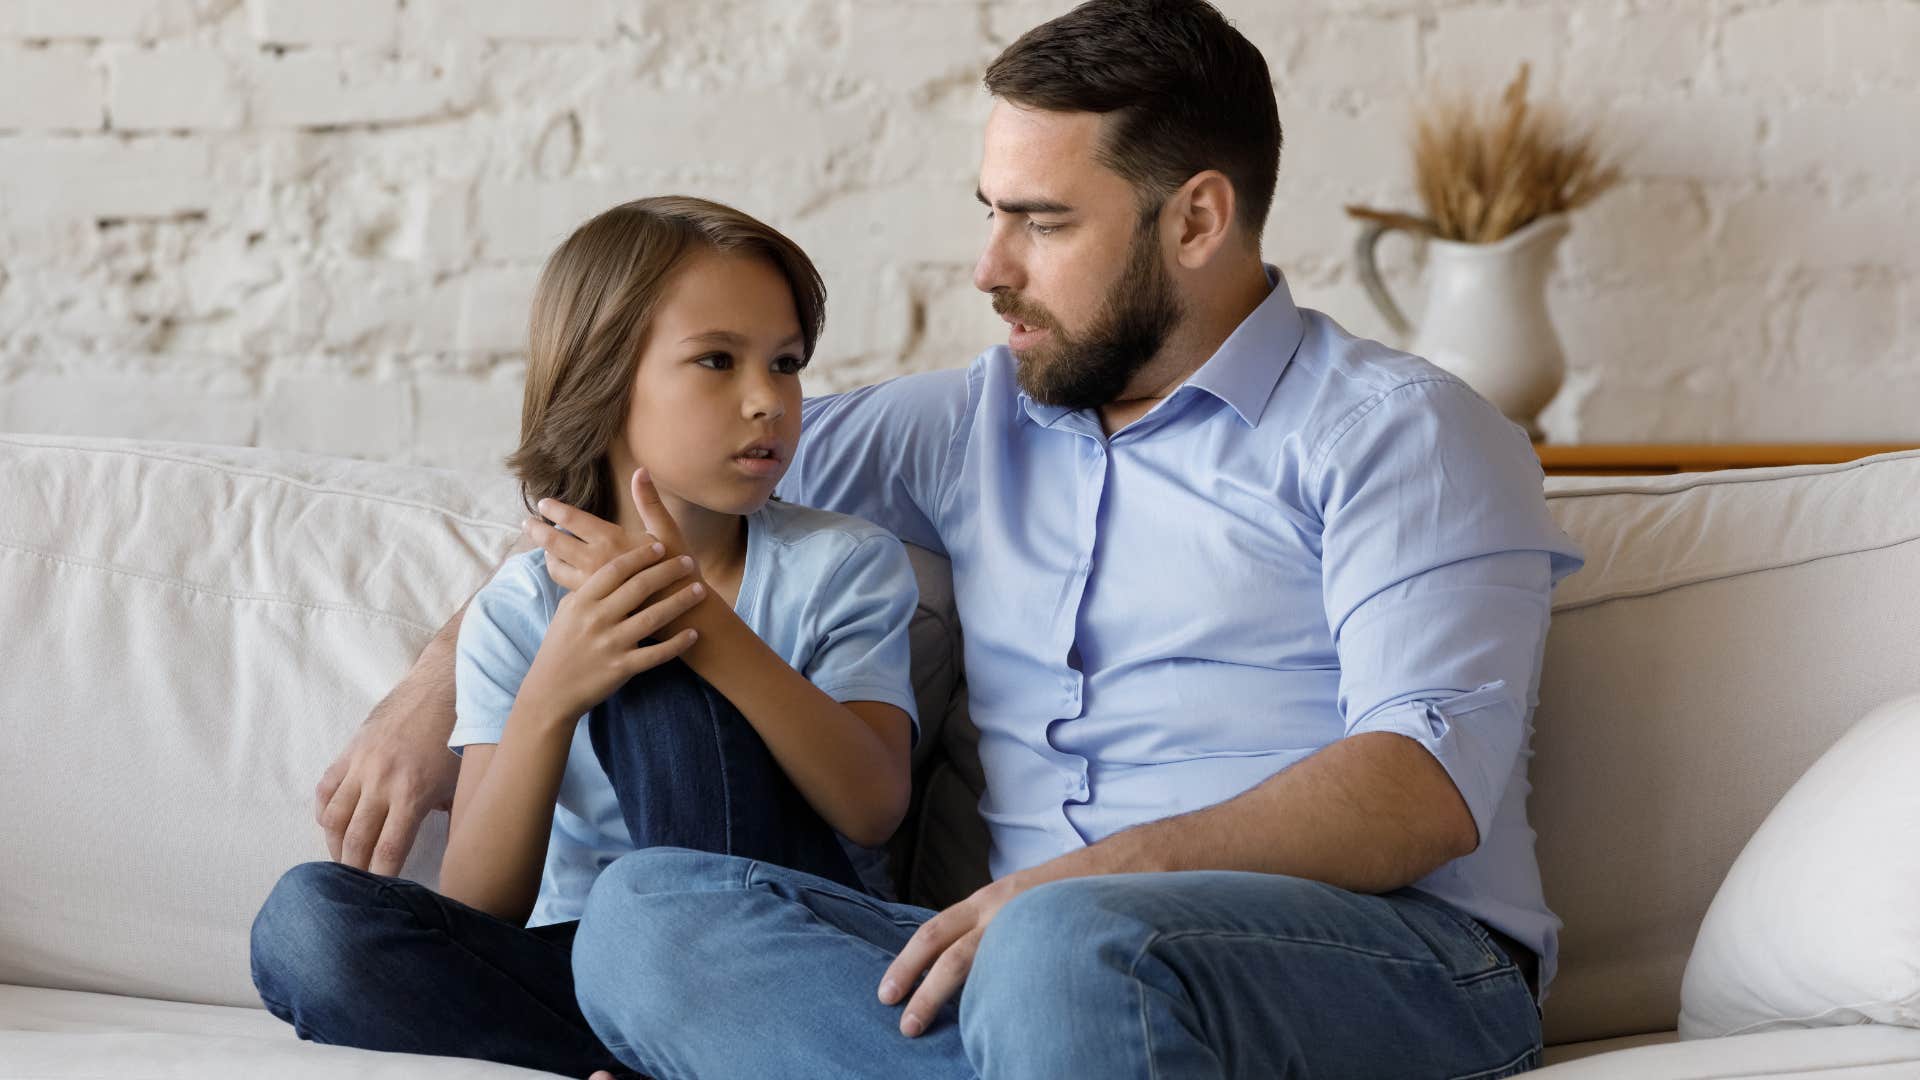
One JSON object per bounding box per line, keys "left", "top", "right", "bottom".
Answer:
{"left": 993, "top": 221, "right": 1184, "bottom": 410}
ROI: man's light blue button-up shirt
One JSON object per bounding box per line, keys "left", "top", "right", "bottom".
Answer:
{"left": 779, "top": 270, "right": 1585, "bottom": 995}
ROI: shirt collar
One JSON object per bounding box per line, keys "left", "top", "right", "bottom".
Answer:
{"left": 1017, "top": 265, "right": 1305, "bottom": 431}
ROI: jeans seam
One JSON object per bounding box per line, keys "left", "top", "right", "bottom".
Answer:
{"left": 793, "top": 883, "right": 928, "bottom": 928}
{"left": 1454, "top": 965, "right": 1525, "bottom": 991}
{"left": 1148, "top": 927, "right": 1445, "bottom": 969}
{"left": 698, "top": 688, "right": 735, "bottom": 856}
{"left": 744, "top": 860, "right": 927, "bottom": 968}
{"left": 1128, "top": 930, "right": 1166, "bottom": 1080}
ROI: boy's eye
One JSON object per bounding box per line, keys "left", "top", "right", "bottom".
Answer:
{"left": 774, "top": 355, "right": 807, "bottom": 376}
{"left": 695, "top": 353, "right": 733, "bottom": 370}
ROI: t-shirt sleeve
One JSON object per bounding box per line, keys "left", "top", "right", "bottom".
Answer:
{"left": 801, "top": 532, "right": 923, "bottom": 745}
{"left": 449, "top": 555, "right": 552, "bottom": 754}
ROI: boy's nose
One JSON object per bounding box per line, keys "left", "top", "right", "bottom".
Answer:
{"left": 745, "top": 391, "right": 785, "bottom": 422}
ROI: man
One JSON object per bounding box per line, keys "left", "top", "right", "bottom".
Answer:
{"left": 315, "top": 1, "right": 1582, "bottom": 1075}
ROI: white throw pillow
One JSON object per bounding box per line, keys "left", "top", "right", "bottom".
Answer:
{"left": 1679, "top": 692, "right": 1920, "bottom": 1039}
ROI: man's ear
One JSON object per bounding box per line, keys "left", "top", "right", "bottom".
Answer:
{"left": 1166, "top": 169, "right": 1237, "bottom": 270}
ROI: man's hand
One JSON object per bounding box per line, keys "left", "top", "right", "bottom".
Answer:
{"left": 528, "top": 468, "right": 679, "bottom": 591}
{"left": 315, "top": 674, "right": 461, "bottom": 875}
{"left": 878, "top": 873, "right": 1032, "bottom": 1037}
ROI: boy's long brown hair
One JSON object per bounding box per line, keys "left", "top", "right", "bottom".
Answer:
{"left": 507, "top": 195, "right": 827, "bottom": 522}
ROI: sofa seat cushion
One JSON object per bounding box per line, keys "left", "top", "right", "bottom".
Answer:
{"left": 0, "top": 984, "right": 562, "bottom": 1078}
{"left": 1531, "top": 1024, "right": 1920, "bottom": 1078}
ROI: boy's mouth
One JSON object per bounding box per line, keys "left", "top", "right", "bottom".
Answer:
{"left": 732, "top": 440, "right": 784, "bottom": 477}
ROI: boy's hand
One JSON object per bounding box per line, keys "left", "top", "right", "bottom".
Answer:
{"left": 528, "top": 469, "right": 684, "bottom": 591}
{"left": 517, "top": 545, "right": 705, "bottom": 723}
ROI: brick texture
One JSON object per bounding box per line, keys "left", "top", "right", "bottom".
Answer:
{"left": 1, "top": 0, "right": 1915, "bottom": 470}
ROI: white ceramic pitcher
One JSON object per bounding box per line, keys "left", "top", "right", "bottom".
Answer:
{"left": 1355, "top": 213, "right": 1570, "bottom": 440}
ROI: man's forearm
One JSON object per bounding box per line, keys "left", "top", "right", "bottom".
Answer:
{"left": 383, "top": 534, "right": 537, "bottom": 739}
{"left": 1028, "top": 732, "right": 1477, "bottom": 895}
{"left": 380, "top": 601, "right": 462, "bottom": 736}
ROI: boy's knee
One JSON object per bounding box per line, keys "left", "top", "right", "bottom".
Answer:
{"left": 572, "top": 848, "right": 750, "bottom": 1052}
{"left": 583, "top": 847, "right": 747, "bottom": 912}
{"left": 250, "top": 861, "right": 386, "bottom": 1011}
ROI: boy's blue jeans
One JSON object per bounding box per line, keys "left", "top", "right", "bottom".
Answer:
{"left": 251, "top": 657, "right": 862, "bottom": 1078}
{"left": 253, "top": 662, "right": 1544, "bottom": 1079}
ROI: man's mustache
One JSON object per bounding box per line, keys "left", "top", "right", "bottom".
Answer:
{"left": 991, "top": 293, "right": 1056, "bottom": 331}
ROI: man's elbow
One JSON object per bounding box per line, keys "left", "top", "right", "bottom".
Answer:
{"left": 1392, "top": 733, "right": 1482, "bottom": 864}
{"left": 1439, "top": 799, "right": 1481, "bottom": 862}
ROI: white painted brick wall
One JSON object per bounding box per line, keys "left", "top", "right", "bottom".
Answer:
{"left": 0, "top": 0, "right": 1916, "bottom": 472}
{"left": 0, "top": 44, "right": 105, "bottom": 130}
{"left": 106, "top": 45, "right": 243, "bottom": 131}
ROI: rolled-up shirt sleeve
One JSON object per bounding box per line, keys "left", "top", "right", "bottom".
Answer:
{"left": 1312, "top": 377, "right": 1584, "bottom": 845}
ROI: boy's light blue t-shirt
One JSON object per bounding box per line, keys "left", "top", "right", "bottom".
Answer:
{"left": 449, "top": 498, "right": 921, "bottom": 926}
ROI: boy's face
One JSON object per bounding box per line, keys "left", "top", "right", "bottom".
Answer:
{"left": 615, "top": 249, "right": 807, "bottom": 519}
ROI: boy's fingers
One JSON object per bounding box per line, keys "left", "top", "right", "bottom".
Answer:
{"left": 603, "top": 553, "right": 692, "bottom": 615}
{"left": 630, "top": 468, "right": 674, "bottom": 540}
{"left": 624, "top": 628, "right": 699, "bottom": 673}
{"left": 526, "top": 518, "right": 587, "bottom": 562}
{"left": 614, "top": 579, "right": 706, "bottom": 642}
{"left": 576, "top": 547, "right": 653, "bottom": 602}
{"left": 536, "top": 498, "right": 626, "bottom": 546}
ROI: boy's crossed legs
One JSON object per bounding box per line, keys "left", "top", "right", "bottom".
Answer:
{"left": 249, "top": 658, "right": 861, "bottom": 1077}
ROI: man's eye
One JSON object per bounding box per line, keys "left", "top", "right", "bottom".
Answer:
{"left": 696, "top": 353, "right": 733, "bottom": 370}
{"left": 774, "top": 355, "right": 808, "bottom": 375}
{"left": 1026, "top": 221, "right": 1060, "bottom": 237}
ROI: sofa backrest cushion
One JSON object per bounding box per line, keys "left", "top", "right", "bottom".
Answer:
{"left": 1531, "top": 450, "right": 1920, "bottom": 1045}
{"left": 0, "top": 435, "right": 959, "bottom": 1008}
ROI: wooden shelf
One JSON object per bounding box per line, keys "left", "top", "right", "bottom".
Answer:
{"left": 1535, "top": 443, "right": 1919, "bottom": 477}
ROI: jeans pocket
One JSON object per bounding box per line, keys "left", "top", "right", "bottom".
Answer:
{"left": 1391, "top": 888, "right": 1510, "bottom": 978}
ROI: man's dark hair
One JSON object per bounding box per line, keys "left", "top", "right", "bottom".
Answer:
{"left": 983, "top": 0, "right": 1282, "bottom": 238}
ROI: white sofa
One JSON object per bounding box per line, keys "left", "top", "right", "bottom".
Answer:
{"left": 3, "top": 432, "right": 1918, "bottom": 1079}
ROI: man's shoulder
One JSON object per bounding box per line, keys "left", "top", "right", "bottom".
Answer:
{"left": 1281, "top": 308, "right": 1505, "bottom": 466}
{"left": 760, "top": 500, "right": 910, "bottom": 567}
{"left": 1288, "top": 309, "right": 1473, "bottom": 417}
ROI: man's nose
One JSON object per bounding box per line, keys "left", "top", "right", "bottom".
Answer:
{"left": 973, "top": 228, "right": 1022, "bottom": 294}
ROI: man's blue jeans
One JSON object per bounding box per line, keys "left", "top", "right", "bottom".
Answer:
{"left": 250, "top": 657, "right": 864, "bottom": 1078}
{"left": 569, "top": 851, "right": 1544, "bottom": 1079}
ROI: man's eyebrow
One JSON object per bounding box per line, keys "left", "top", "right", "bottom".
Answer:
{"left": 680, "top": 329, "right": 805, "bottom": 348}
{"left": 975, "top": 188, "right": 1073, "bottom": 216}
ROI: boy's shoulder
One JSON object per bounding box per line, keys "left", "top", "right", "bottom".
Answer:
{"left": 474, "top": 547, "right": 563, "bottom": 613}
